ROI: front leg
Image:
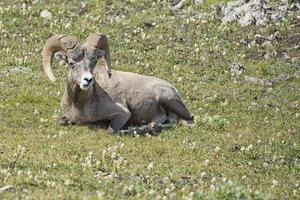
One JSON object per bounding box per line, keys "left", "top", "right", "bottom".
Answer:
{"left": 107, "top": 112, "right": 131, "bottom": 134}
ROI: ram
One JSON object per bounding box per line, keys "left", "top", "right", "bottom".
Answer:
{"left": 42, "top": 33, "right": 194, "bottom": 134}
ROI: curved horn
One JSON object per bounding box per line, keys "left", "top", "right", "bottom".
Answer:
{"left": 42, "top": 34, "right": 80, "bottom": 82}
{"left": 84, "top": 33, "right": 112, "bottom": 77}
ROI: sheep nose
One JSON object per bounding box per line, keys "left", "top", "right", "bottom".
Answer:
{"left": 84, "top": 77, "right": 93, "bottom": 84}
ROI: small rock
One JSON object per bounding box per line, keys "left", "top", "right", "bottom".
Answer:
{"left": 230, "top": 62, "right": 245, "bottom": 76}
{"left": 245, "top": 76, "right": 273, "bottom": 87}
{"left": 194, "top": 0, "right": 205, "bottom": 5}
{"left": 262, "top": 41, "right": 272, "bottom": 48}
{"left": 220, "top": 0, "right": 299, "bottom": 26}
{"left": 283, "top": 53, "right": 290, "bottom": 60}
{"left": 9, "top": 66, "right": 31, "bottom": 74}
{"left": 221, "top": 0, "right": 268, "bottom": 26}
{"left": 245, "top": 76, "right": 263, "bottom": 85}
{"left": 0, "top": 71, "right": 8, "bottom": 77}
{"left": 203, "top": 96, "right": 214, "bottom": 103}
{"left": 172, "top": 0, "right": 185, "bottom": 11}
{"left": 292, "top": 57, "right": 300, "bottom": 68}
{"left": 40, "top": 10, "right": 53, "bottom": 19}
{"left": 264, "top": 52, "right": 271, "bottom": 60}
{"left": 291, "top": 1, "right": 300, "bottom": 11}
{"left": 0, "top": 185, "right": 14, "bottom": 193}
{"left": 268, "top": 31, "right": 280, "bottom": 41}
{"left": 254, "top": 34, "right": 265, "bottom": 45}
{"left": 270, "top": 12, "right": 285, "bottom": 23}
{"left": 238, "top": 11, "right": 255, "bottom": 27}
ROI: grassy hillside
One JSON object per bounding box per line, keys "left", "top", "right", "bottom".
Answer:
{"left": 0, "top": 0, "right": 299, "bottom": 199}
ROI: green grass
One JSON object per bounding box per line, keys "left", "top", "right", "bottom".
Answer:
{"left": 0, "top": 0, "right": 299, "bottom": 199}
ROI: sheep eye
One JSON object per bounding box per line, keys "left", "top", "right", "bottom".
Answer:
{"left": 88, "top": 55, "right": 95, "bottom": 60}
{"left": 68, "top": 59, "right": 76, "bottom": 69}
{"left": 68, "top": 63, "right": 75, "bottom": 69}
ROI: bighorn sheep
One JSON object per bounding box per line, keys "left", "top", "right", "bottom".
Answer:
{"left": 42, "top": 33, "right": 193, "bottom": 134}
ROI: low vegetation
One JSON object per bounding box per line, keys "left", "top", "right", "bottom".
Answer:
{"left": 0, "top": 0, "right": 299, "bottom": 199}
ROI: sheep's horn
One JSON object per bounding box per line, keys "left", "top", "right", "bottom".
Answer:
{"left": 84, "top": 33, "right": 112, "bottom": 77}
{"left": 42, "top": 34, "right": 80, "bottom": 82}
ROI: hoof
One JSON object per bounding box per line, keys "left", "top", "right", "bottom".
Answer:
{"left": 58, "top": 116, "right": 71, "bottom": 126}
{"left": 147, "top": 122, "right": 162, "bottom": 132}
{"left": 179, "top": 119, "right": 195, "bottom": 127}
{"left": 107, "top": 127, "right": 117, "bottom": 134}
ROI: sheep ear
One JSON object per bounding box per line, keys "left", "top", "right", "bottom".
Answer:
{"left": 98, "top": 50, "right": 105, "bottom": 59}
{"left": 94, "top": 49, "right": 105, "bottom": 60}
{"left": 87, "top": 49, "right": 105, "bottom": 61}
{"left": 54, "top": 51, "right": 69, "bottom": 64}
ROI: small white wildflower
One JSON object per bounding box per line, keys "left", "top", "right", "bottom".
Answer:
{"left": 210, "top": 184, "right": 215, "bottom": 190}
{"left": 183, "top": 138, "right": 189, "bottom": 145}
{"left": 145, "top": 133, "right": 152, "bottom": 137}
{"left": 96, "top": 190, "right": 104, "bottom": 198}
{"left": 147, "top": 162, "right": 154, "bottom": 171}
{"left": 272, "top": 180, "right": 278, "bottom": 188}
{"left": 17, "top": 145, "right": 25, "bottom": 155}
{"left": 215, "top": 146, "right": 220, "bottom": 152}
{"left": 211, "top": 177, "right": 216, "bottom": 183}
{"left": 204, "top": 159, "right": 209, "bottom": 167}
{"left": 65, "top": 23, "right": 71, "bottom": 29}
{"left": 119, "top": 142, "right": 125, "bottom": 149}
{"left": 188, "top": 191, "right": 194, "bottom": 198}
{"left": 41, "top": 170, "right": 47, "bottom": 177}
{"left": 96, "top": 160, "right": 101, "bottom": 166}
{"left": 133, "top": 131, "right": 139, "bottom": 137}
{"left": 102, "top": 149, "right": 107, "bottom": 157}
{"left": 190, "top": 142, "right": 196, "bottom": 150}
{"left": 246, "top": 144, "right": 253, "bottom": 151}
{"left": 33, "top": 109, "right": 39, "bottom": 115}
{"left": 40, "top": 10, "right": 52, "bottom": 19}
{"left": 263, "top": 162, "right": 269, "bottom": 167}
{"left": 293, "top": 189, "right": 297, "bottom": 196}
{"left": 110, "top": 151, "right": 116, "bottom": 159}
{"left": 164, "top": 187, "right": 172, "bottom": 195}
{"left": 46, "top": 181, "right": 55, "bottom": 187}
{"left": 194, "top": 115, "right": 201, "bottom": 123}
{"left": 17, "top": 171, "right": 22, "bottom": 176}
{"left": 257, "top": 140, "right": 261, "bottom": 144}
{"left": 26, "top": 170, "right": 32, "bottom": 176}
{"left": 64, "top": 180, "right": 71, "bottom": 186}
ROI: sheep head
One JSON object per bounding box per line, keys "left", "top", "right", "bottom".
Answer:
{"left": 42, "top": 33, "right": 111, "bottom": 90}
